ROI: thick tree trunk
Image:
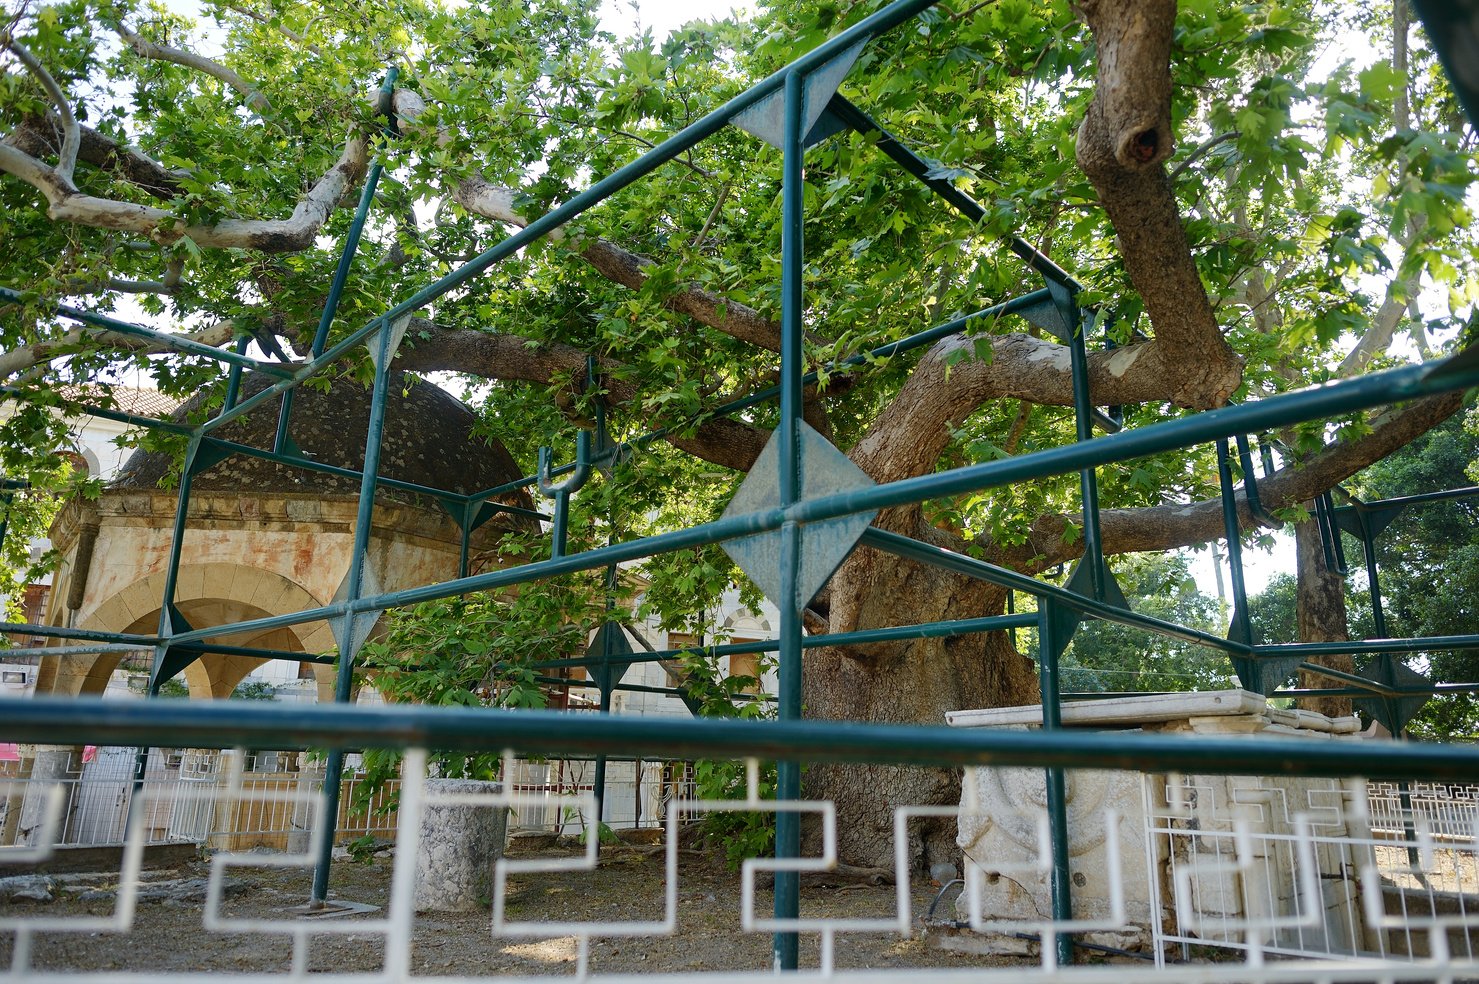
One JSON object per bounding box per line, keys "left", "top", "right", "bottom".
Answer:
{"left": 1293, "top": 513, "right": 1355, "bottom": 719}
{"left": 802, "top": 532, "right": 1039, "bottom": 869}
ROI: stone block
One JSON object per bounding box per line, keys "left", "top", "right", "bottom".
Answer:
{"left": 951, "top": 690, "right": 1370, "bottom": 955}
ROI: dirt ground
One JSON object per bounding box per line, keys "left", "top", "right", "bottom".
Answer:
{"left": 0, "top": 845, "right": 1022, "bottom": 976}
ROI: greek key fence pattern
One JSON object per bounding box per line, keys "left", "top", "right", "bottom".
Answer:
{"left": 6, "top": 749, "right": 1479, "bottom": 981}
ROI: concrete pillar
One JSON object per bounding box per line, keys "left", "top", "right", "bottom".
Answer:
{"left": 414, "top": 779, "right": 507, "bottom": 911}
{"left": 16, "top": 745, "right": 83, "bottom": 847}
{"left": 287, "top": 756, "right": 326, "bottom": 855}
{"left": 0, "top": 750, "right": 37, "bottom": 845}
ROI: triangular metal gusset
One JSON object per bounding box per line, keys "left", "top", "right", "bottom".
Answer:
{"left": 330, "top": 556, "right": 385, "bottom": 662}
{"left": 1353, "top": 656, "right": 1433, "bottom": 736}
{"left": 1042, "top": 558, "right": 1130, "bottom": 666}
{"left": 730, "top": 40, "right": 867, "bottom": 148}
{"left": 149, "top": 603, "right": 198, "bottom": 689}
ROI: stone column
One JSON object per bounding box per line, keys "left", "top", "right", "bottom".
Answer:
{"left": 414, "top": 779, "right": 506, "bottom": 911}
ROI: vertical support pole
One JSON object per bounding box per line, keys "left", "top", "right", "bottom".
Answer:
{"left": 593, "top": 577, "right": 619, "bottom": 832}
{"left": 1063, "top": 295, "right": 1104, "bottom": 601}
{"left": 772, "top": 65, "right": 806, "bottom": 974}
{"left": 137, "top": 433, "right": 201, "bottom": 816}
{"left": 311, "top": 318, "right": 396, "bottom": 906}
{"left": 1037, "top": 603, "right": 1074, "bottom": 967}
{"left": 275, "top": 67, "right": 399, "bottom": 454}
{"left": 457, "top": 504, "right": 473, "bottom": 580}
{"left": 1358, "top": 514, "right": 1388, "bottom": 638}
{"left": 222, "top": 338, "right": 250, "bottom": 412}
{"left": 1318, "top": 491, "right": 1349, "bottom": 574}
{"left": 1216, "top": 440, "right": 1252, "bottom": 648}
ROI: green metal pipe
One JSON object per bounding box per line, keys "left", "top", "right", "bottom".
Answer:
{"left": 861, "top": 528, "right": 1250, "bottom": 655}
{"left": 11, "top": 696, "right": 1479, "bottom": 783}
{"left": 772, "top": 65, "right": 808, "bottom": 973}
{"left": 172, "top": 641, "right": 335, "bottom": 664}
{"left": 459, "top": 289, "right": 1057, "bottom": 504}
{"left": 1037, "top": 604, "right": 1075, "bottom": 966}
{"left": 148, "top": 435, "right": 200, "bottom": 689}
{"left": 525, "top": 612, "right": 1040, "bottom": 672}
{"left": 222, "top": 339, "right": 249, "bottom": 411}
{"left": 1253, "top": 634, "right": 1479, "bottom": 658}
{"left": 1216, "top": 440, "right": 1253, "bottom": 651}
{"left": 798, "top": 354, "right": 1478, "bottom": 533}
{"left": 165, "top": 354, "right": 1479, "bottom": 650}
{"left": 208, "top": 437, "right": 470, "bottom": 502}
{"left": 1331, "top": 484, "right": 1479, "bottom": 512}
{"left": 0, "top": 287, "right": 296, "bottom": 377}
{"left": 0, "top": 623, "right": 158, "bottom": 645}
{"left": 1296, "top": 661, "right": 1402, "bottom": 696}
{"left": 0, "top": 490, "right": 11, "bottom": 554}
{"left": 3, "top": 643, "right": 148, "bottom": 658}
{"left": 1358, "top": 516, "right": 1389, "bottom": 638}
{"left": 824, "top": 95, "right": 1079, "bottom": 290}
{"left": 1063, "top": 289, "right": 1104, "bottom": 602}
{"left": 313, "top": 321, "right": 397, "bottom": 905}
{"left": 1234, "top": 434, "right": 1278, "bottom": 527}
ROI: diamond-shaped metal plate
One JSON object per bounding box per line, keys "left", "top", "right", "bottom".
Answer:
{"left": 730, "top": 40, "right": 866, "bottom": 149}
{"left": 721, "top": 422, "right": 876, "bottom": 609}
{"left": 584, "top": 622, "right": 635, "bottom": 693}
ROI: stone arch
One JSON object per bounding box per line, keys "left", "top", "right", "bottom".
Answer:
{"left": 722, "top": 609, "right": 772, "bottom": 636}
{"left": 38, "top": 564, "right": 336, "bottom": 699}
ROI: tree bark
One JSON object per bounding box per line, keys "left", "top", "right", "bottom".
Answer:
{"left": 1293, "top": 514, "right": 1355, "bottom": 719}
{"left": 803, "top": 534, "right": 1038, "bottom": 868}
{"left": 1074, "top": 0, "right": 1243, "bottom": 410}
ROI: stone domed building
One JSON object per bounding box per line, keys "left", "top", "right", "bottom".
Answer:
{"left": 34, "top": 371, "right": 535, "bottom": 702}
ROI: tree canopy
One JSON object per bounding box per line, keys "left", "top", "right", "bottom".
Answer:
{"left": 2, "top": 0, "right": 1477, "bottom": 863}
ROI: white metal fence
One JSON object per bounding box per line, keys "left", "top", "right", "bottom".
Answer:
{"left": 4, "top": 748, "right": 1479, "bottom": 981}
{"left": 0, "top": 748, "right": 692, "bottom": 851}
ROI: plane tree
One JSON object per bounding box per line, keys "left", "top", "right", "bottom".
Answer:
{"left": 1, "top": 0, "right": 1475, "bottom": 865}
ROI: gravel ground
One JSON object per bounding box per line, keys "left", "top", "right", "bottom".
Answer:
{"left": 1, "top": 846, "right": 1016, "bottom": 976}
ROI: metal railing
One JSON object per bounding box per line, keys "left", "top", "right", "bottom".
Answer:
{"left": 0, "top": 0, "right": 1477, "bottom": 978}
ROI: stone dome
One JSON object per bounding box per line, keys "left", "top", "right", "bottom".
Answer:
{"left": 113, "top": 371, "right": 536, "bottom": 526}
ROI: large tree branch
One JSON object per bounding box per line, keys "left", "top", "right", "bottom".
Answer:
{"left": 387, "top": 89, "right": 786, "bottom": 354}
{"left": 1010, "top": 391, "right": 1466, "bottom": 569}
{"left": 455, "top": 175, "right": 785, "bottom": 353}
{"left": 1, "top": 34, "right": 79, "bottom": 183}
{"left": 4, "top": 113, "right": 186, "bottom": 200}
{"left": 0, "top": 317, "right": 235, "bottom": 382}
{"left": 849, "top": 332, "right": 1189, "bottom": 485}
{"left": 1074, "top": 0, "right": 1243, "bottom": 409}
{"left": 390, "top": 322, "right": 769, "bottom": 472}
{"left": 223, "top": 4, "right": 322, "bottom": 55}
{"left": 1, "top": 135, "right": 367, "bottom": 250}
{"left": 112, "top": 19, "right": 270, "bottom": 112}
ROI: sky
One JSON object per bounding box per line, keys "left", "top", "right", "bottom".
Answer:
{"left": 597, "top": 0, "right": 750, "bottom": 38}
